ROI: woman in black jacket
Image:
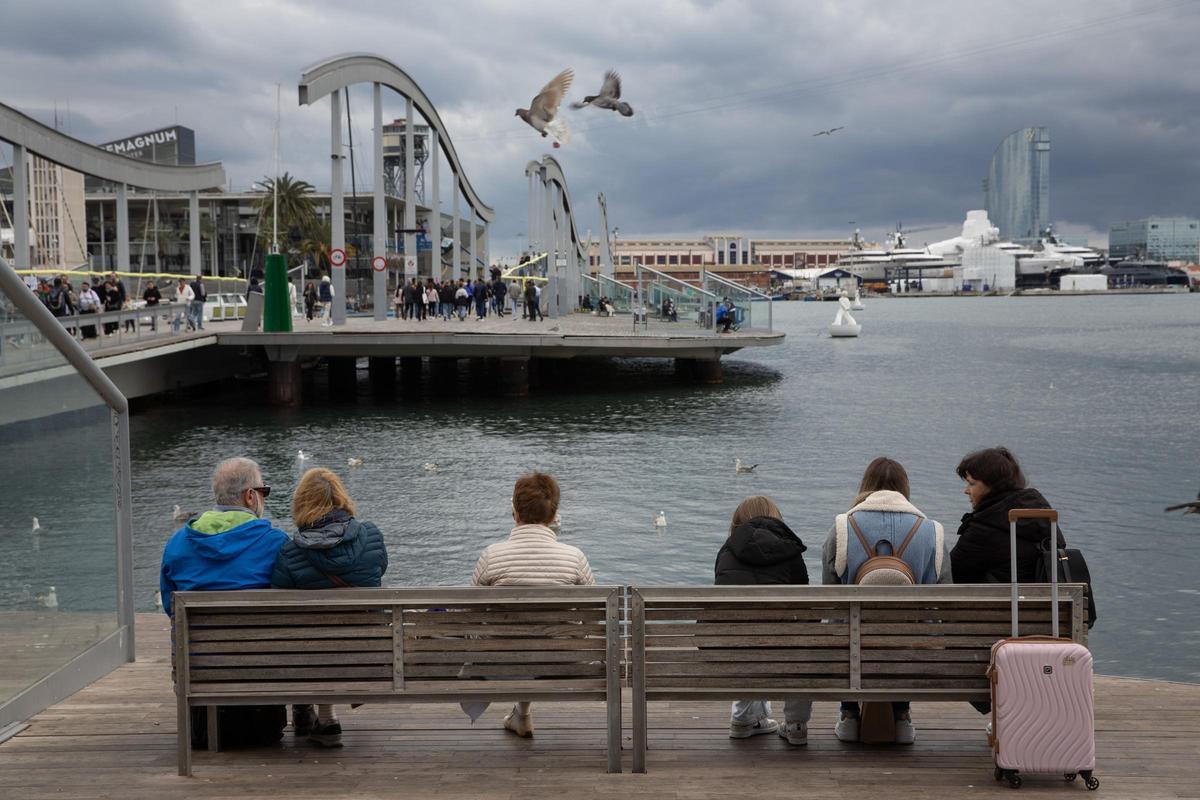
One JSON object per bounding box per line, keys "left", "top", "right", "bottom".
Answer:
{"left": 714, "top": 495, "right": 811, "bottom": 746}
{"left": 950, "top": 447, "right": 1065, "bottom": 584}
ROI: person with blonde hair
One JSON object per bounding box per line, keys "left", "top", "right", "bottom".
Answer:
{"left": 714, "top": 495, "right": 812, "bottom": 745}
{"left": 271, "top": 467, "right": 388, "bottom": 747}
{"left": 821, "top": 457, "right": 950, "bottom": 746}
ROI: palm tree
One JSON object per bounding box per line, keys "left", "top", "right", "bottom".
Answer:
{"left": 255, "top": 172, "right": 317, "bottom": 255}
{"left": 300, "top": 221, "right": 357, "bottom": 277}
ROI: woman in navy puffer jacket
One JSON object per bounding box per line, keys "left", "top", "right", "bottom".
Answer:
{"left": 272, "top": 467, "right": 388, "bottom": 747}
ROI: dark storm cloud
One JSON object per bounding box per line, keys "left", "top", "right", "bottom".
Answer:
{"left": 2, "top": 0, "right": 1198, "bottom": 253}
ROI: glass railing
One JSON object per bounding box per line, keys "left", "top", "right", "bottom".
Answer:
{"left": 597, "top": 273, "right": 635, "bottom": 313}
{"left": 633, "top": 263, "right": 720, "bottom": 328}
{"left": 0, "top": 257, "right": 134, "bottom": 729}
{"left": 702, "top": 271, "right": 774, "bottom": 331}
{"left": 580, "top": 274, "right": 600, "bottom": 311}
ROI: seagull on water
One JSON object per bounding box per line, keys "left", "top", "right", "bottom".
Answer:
{"left": 37, "top": 586, "right": 58, "bottom": 610}
{"left": 172, "top": 505, "right": 196, "bottom": 524}
{"left": 31, "top": 517, "right": 41, "bottom": 534}
{"left": 297, "top": 450, "right": 312, "bottom": 461}
{"left": 654, "top": 511, "right": 667, "bottom": 528}
{"left": 735, "top": 458, "right": 758, "bottom": 474}
{"left": 155, "top": 591, "right": 164, "bottom": 611}
{"left": 348, "top": 457, "right": 364, "bottom": 467}
{"left": 423, "top": 462, "right": 439, "bottom": 472}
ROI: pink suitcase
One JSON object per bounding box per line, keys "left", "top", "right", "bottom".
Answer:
{"left": 988, "top": 508, "right": 1099, "bottom": 791}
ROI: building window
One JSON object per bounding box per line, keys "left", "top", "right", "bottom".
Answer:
{"left": 657, "top": 255, "right": 666, "bottom": 265}
{"left": 668, "top": 255, "right": 678, "bottom": 265}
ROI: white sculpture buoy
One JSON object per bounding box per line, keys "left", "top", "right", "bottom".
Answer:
{"left": 851, "top": 288, "right": 865, "bottom": 311}
{"left": 829, "top": 296, "right": 861, "bottom": 338}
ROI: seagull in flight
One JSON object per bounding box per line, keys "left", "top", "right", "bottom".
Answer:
{"left": 1166, "top": 485, "right": 1200, "bottom": 514}
{"left": 812, "top": 126, "right": 845, "bottom": 137}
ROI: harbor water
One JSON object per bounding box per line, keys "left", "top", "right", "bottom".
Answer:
{"left": 5, "top": 294, "right": 1199, "bottom": 683}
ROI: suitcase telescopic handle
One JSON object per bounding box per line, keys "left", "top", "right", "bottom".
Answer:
{"left": 1009, "top": 508, "right": 1060, "bottom": 638}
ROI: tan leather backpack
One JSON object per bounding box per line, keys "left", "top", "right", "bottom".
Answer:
{"left": 849, "top": 513, "right": 924, "bottom": 585}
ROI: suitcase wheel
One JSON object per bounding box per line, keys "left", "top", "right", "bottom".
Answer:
{"left": 994, "top": 768, "right": 1022, "bottom": 789}
{"left": 1007, "top": 774, "right": 1022, "bottom": 789}
{"left": 1065, "top": 773, "right": 1077, "bottom": 782}
{"left": 1081, "top": 770, "right": 1100, "bottom": 791}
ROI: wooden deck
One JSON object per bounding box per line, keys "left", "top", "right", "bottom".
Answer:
{"left": 1, "top": 614, "right": 1198, "bottom": 799}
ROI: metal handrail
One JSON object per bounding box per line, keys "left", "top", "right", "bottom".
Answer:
{"left": 0, "top": 255, "right": 135, "bottom": 667}
{"left": 634, "top": 262, "right": 719, "bottom": 299}
{"left": 703, "top": 270, "right": 772, "bottom": 299}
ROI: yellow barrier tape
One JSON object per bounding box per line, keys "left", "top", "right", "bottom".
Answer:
{"left": 501, "top": 253, "right": 549, "bottom": 283}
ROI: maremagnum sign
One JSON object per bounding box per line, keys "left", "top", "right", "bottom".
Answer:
{"left": 98, "top": 126, "right": 196, "bottom": 165}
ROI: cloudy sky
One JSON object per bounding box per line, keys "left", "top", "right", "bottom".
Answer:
{"left": 3, "top": 0, "right": 1198, "bottom": 255}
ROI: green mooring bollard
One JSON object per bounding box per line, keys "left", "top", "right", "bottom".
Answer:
{"left": 263, "top": 252, "right": 292, "bottom": 332}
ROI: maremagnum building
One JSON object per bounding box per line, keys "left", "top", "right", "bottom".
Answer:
{"left": 983, "top": 127, "right": 1050, "bottom": 244}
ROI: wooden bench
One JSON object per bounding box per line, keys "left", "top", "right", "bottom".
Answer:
{"left": 172, "top": 586, "right": 624, "bottom": 776}
{"left": 628, "top": 584, "right": 1088, "bottom": 773}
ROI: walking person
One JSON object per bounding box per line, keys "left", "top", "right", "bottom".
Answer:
{"left": 143, "top": 280, "right": 161, "bottom": 331}
{"left": 393, "top": 279, "right": 404, "bottom": 320}
{"left": 440, "top": 279, "right": 455, "bottom": 320}
{"left": 319, "top": 274, "right": 335, "bottom": 326}
{"left": 174, "top": 277, "right": 193, "bottom": 332}
{"left": 425, "top": 280, "right": 438, "bottom": 320}
{"left": 455, "top": 280, "right": 470, "bottom": 321}
{"left": 822, "top": 457, "right": 950, "bottom": 745}
{"left": 270, "top": 467, "right": 388, "bottom": 748}
{"left": 715, "top": 495, "right": 813, "bottom": 745}
{"left": 471, "top": 472, "right": 595, "bottom": 737}
{"left": 524, "top": 281, "right": 539, "bottom": 323}
{"left": 304, "top": 282, "right": 318, "bottom": 321}
{"left": 188, "top": 274, "right": 207, "bottom": 331}
{"left": 473, "top": 277, "right": 488, "bottom": 320}
{"left": 77, "top": 281, "right": 102, "bottom": 339}
{"left": 102, "top": 277, "right": 122, "bottom": 335}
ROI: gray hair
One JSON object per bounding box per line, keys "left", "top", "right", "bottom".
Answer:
{"left": 211, "top": 457, "right": 263, "bottom": 507}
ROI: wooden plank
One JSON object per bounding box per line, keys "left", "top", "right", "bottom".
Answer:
{"left": 173, "top": 607, "right": 190, "bottom": 777}
{"left": 859, "top": 622, "right": 1046, "bottom": 634}
{"left": 403, "top": 623, "right": 605, "bottom": 638}
{"left": 190, "top": 652, "right": 393, "bottom": 667}
{"left": 631, "top": 588, "right": 648, "bottom": 774}
{"left": 175, "top": 585, "right": 621, "bottom": 606}
{"left": 189, "top": 637, "right": 392, "bottom": 654}
{"left": 646, "top": 677, "right": 847, "bottom": 689}
{"left": 849, "top": 602, "right": 861, "bottom": 691}
{"left": 643, "top": 623, "right": 847, "bottom": 636}
{"left": 861, "top": 649, "right": 991, "bottom": 662}
{"left": 190, "top": 666, "right": 393, "bottom": 681}
{"left": 404, "top": 650, "right": 617, "bottom": 664}
{"left": 860, "top": 608, "right": 1056, "bottom": 622}
{"left": 403, "top": 637, "right": 604, "bottom": 652}
{"left": 404, "top": 663, "right": 606, "bottom": 678}
{"left": 188, "top": 625, "right": 391, "bottom": 642}
{"left": 644, "top": 662, "right": 849, "bottom": 677}
{"left": 644, "top": 608, "right": 844, "bottom": 621}
{"left": 637, "top": 648, "right": 847, "bottom": 663}
{"left": 646, "top": 635, "right": 848, "bottom": 648}
{"left": 860, "top": 635, "right": 1004, "bottom": 648}
{"left": 189, "top": 680, "right": 393, "bottom": 694}
{"left": 862, "top": 662, "right": 987, "bottom": 676}
{"left": 392, "top": 607, "right": 404, "bottom": 691}
{"left": 861, "top": 678, "right": 989, "bottom": 689}
{"left": 605, "top": 589, "right": 621, "bottom": 774}
{"left": 402, "top": 609, "right": 607, "bottom": 624}
{"left": 188, "top": 611, "right": 393, "bottom": 627}
{"left": 400, "top": 679, "right": 606, "bottom": 693}
{"left": 634, "top": 584, "right": 1086, "bottom": 603}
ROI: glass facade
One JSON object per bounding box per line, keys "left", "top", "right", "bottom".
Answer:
{"left": 1109, "top": 217, "right": 1200, "bottom": 262}
{"left": 983, "top": 127, "right": 1050, "bottom": 243}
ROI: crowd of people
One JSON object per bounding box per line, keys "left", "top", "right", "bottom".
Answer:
{"left": 159, "top": 446, "right": 1082, "bottom": 751}
{"left": 27, "top": 272, "right": 209, "bottom": 337}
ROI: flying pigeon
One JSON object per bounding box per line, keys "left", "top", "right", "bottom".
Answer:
{"left": 812, "top": 127, "right": 845, "bottom": 137}
{"left": 1165, "top": 485, "right": 1200, "bottom": 514}
{"left": 516, "top": 68, "right": 574, "bottom": 144}
{"left": 571, "top": 70, "right": 633, "bottom": 117}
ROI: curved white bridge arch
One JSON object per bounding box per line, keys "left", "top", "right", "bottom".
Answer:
{"left": 526, "top": 155, "right": 588, "bottom": 318}
{"left": 0, "top": 101, "right": 226, "bottom": 275}
{"left": 299, "top": 53, "right": 494, "bottom": 323}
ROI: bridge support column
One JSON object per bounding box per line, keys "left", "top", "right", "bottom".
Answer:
{"left": 499, "top": 357, "right": 530, "bottom": 397}
{"left": 328, "top": 356, "right": 357, "bottom": 400}
{"left": 373, "top": 83, "right": 387, "bottom": 320}
{"left": 404, "top": 97, "right": 416, "bottom": 280}
{"left": 189, "top": 191, "right": 201, "bottom": 276}
{"left": 400, "top": 356, "right": 423, "bottom": 391}
{"left": 330, "top": 88, "right": 346, "bottom": 326}
{"left": 12, "top": 144, "right": 28, "bottom": 269}
{"left": 268, "top": 360, "right": 303, "bottom": 407}
{"left": 451, "top": 177, "right": 461, "bottom": 279}
{"left": 116, "top": 183, "right": 130, "bottom": 274}
{"left": 676, "top": 357, "right": 723, "bottom": 385}
{"left": 429, "top": 129, "right": 440, "bottom": 278}
{"left": 369, "top": 356, "right": 396, "bottom": 395}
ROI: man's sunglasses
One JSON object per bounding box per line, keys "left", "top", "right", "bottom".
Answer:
{"left": 250, "top": 486, "right": 271, "bottom": 498}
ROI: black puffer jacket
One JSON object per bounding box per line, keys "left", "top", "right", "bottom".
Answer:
{"left": 950, "top": 487, "right": 1066, "bottom": 584}
{"left": 714, "top": 516, "right": 809, "bottom": 585}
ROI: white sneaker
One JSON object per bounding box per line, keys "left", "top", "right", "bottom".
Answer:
{"left": 729, "top": 717, "right": 779, "bottom": 738}
{"left": 778, "top": 722, "right": 808, "bottom": 746}
{"left": 894, "top": 712, "right": 916, "bottom": 745}
{"left": 835, "top": 711, "right": 860, "bottom": 742}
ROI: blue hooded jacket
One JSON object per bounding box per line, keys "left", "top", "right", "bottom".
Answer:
{"left": 159, "top": 508, "right": 290, "bottom": 616}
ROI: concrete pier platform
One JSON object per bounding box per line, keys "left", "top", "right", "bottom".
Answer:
{"left": 0, "top": 614, "right": 1196, "bottom": 799}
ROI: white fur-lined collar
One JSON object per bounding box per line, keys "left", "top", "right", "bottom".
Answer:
{"left": 834, "top": 491, "right": 944, "bottom": 578}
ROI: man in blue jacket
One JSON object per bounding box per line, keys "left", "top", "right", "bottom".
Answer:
{"left": 159, "top": 457, "right": 289, "bottom": 617}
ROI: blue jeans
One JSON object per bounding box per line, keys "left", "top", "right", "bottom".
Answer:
{"left": 188, "top": 301, "right": 204, "bottom": 330}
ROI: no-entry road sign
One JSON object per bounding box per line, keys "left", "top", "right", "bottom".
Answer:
{"left": 372, "top": 256, "right": 387, "bottom": 272}
{"left": 330, "top": 248, "right": 347, "bottom": 267}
